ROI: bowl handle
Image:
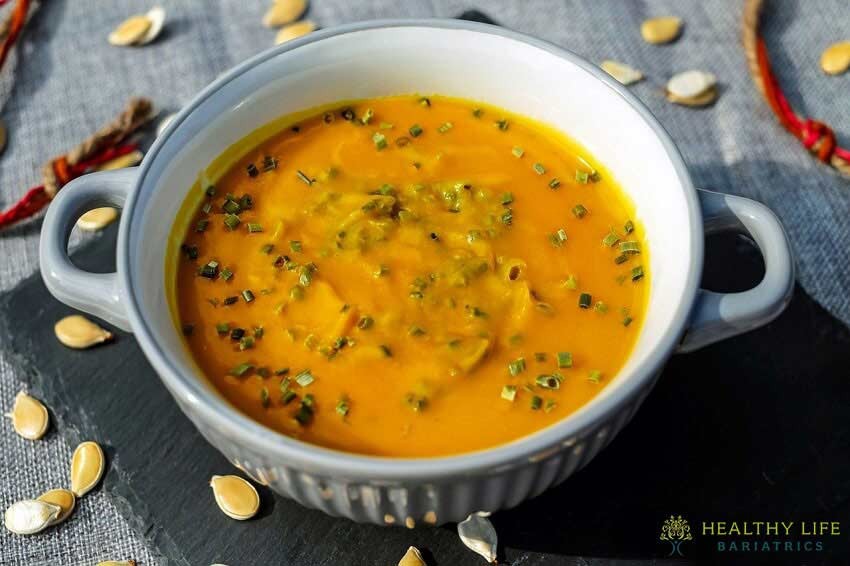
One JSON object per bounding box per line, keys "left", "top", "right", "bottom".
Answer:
{"left": 39, "top": 168, "right": 137, "bottom": 332}
{"left": 677, "top": 189, "right": 794, "bottom": 353}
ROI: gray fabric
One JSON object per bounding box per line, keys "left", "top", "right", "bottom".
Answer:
{"left": 0, "top": 0, "right": 847, "bottom": 563}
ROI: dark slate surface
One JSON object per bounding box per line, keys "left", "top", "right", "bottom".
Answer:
{"left": 2, "top": 221, "right": 849, "bottom": 565}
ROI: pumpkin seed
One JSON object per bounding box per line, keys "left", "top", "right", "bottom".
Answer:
{"left": 274, "top": 20, "right": 316, "bottom": 45}
{"left": 5, "top": 391, "right": 49, "bottom": 440}
{"left": 36, "top": 489, "right": 76, "bottom": 526}
{"left": 96, "top": 150, "right": 143, "bottom": 171}
{"left": 71, "top": 441, "right": 105, "bottom": 497}
{"left": 209, "top": 475, "right": 260, "bottom": 520}
{"left": 398, "top": 546, "right": 427, "bottom": 566}
{"left": 263, "top": 0, "right": 306, "bottom": 28}
{"left": 667, "top": 85, "right": 718, "bottom": 107}
{"left": 97, "top": 562, "right": 136, "bottom": 566}
{"left": 667, "top": 70, "right": 716, "bottom": 98}
{"left": 821, "top": 41, "right": 850, "bottom": 75}
{"left": 108, "top": 14, "right": 151, "bottom": 46}
{"left": 76, "top": 207, "right": 119, "bottom": 231}
{"left": 600, "top": 60, "right": 644, "bottom": 85}
{"left": 54, "top": 315, "right": 113, "bottom": 349}
{"left": 457, "top": 512, "right": 497, "bottom": 563}
{"left": 137, "top": 6, "right": 166, "bottom": 45}
{"left": 4, "top": 500, "right": 60, "bottom": 535}
{"left": 640, "top": 16, "right": 682, "bottom": 45}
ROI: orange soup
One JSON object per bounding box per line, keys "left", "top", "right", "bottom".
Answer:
{"left": 171, "top": 95, "right": 648, "bottom": 457}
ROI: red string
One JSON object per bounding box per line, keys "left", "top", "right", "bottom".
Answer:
{"left": 0, "top": 143, "right": 139, "bottom": 230}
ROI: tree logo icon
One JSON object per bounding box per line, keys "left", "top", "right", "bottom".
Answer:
{"left": 659, "top": 515, "right": 693, "bottom": 556}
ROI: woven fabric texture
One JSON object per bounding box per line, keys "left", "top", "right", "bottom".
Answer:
{"left": 1, "top": 1, "right": 848, "bottom": 564}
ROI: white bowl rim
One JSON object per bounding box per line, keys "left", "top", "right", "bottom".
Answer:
{"left": 119, "top": 18, "right": 703, "bottom": 481}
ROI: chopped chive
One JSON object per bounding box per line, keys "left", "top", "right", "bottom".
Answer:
{"left": 181, "top": 245, "right": 199, "bottom": 260}
{"left": 418, "top": 97, "right": 431, "bottom": 107}
{"left": 260, "top": 243, "right": 274, "bottom": 254}
{"left": 545, "top": 399, "right": 557, "bottom": 413}
{"left": 301, "top": 393, "right": 315, "bottom": 408}
{"left": 223, "top": 296, "right": 239, "bottom": 306}
{"left": 379, "top": 122, "right": 393, "bottom": 130}
{"left": 199, "top": 260, "right": 219, "bottom": 279}
{"left": 501, "top": 385, "right": 517, "bottom": 402}
{"left": 373, "top": 264, "right": 389, "bottom": 278}
{"left": 239, "top": 194, "right": 254, "bottom": 210}
{"left": 575, "top": 170, "right": 589, "bottom": 184}
{"left": 229, "top": 363, "right": 253, "bottom": 377}
{"left": 296, "top": 170, "right": 314, "bottom": 186}
{"left": 549, "top": 228, "right": 568, "bottom": 247}
{"left": 289, "top": 240, "right": 303, "bottom": 253}
{"left": 298, "top": 266, "right": 314, "bottom": 287}
{"left": 341, "top": 107, "right": 355, "bottom": 121}
{"left": 219, "top": 267, "right": 233, "bottom": 281}
{"left": 631, "top": 266, "right": 645, "bottom": 281}
{"left": 614, "top": 254, "right": 629, "bottom": 265}
{"left": 472, "top": 108, "right": 483, "bottom": 118}
{"left": 532, "top": 163, "right": 546, "bottom": 175}
{"left": 205, "top": 185, "right": 216, "bottom": 197}
{"left": 408, "top": 325, "right": 426, "bottom": 336}
{"left": 624, "top": 220, "right": 635, "bottom": 234}
{"left": 322, "top": 112, "right": 334, "bottom": 124}
{"left": 409, "top": 124, "right": 423, "bottom": 137}
{"left": 594, "top": 301, "right": 608, "bottom": 313}
{"left": 536, "top": 374, "right": 562, "bottom": 389}
{"left": 535, "top": 302, "right": 555, "bottom": 316}
{"left": 602, "top": 231, "right": 621, "bottom": 247}
{"left": 379, "top": 344, "right": 393, "bottom": 357}
{"left": 405, "top": 393, "right": 427, "bottom": 412}
{"left": 508, "top": 357, "right": 526, "bottom": 376}
{"left": 557, "top": 352, "right": 573, "bottom": 368}
{"left": 588, "top": 370, "right": 602, "bottom": 384}
{"left": 195, "top": 219, "right": 209, "bottom": 233}
{"left": 290, "top": 286, "right": 304, "bottom": 300}
{"left": 247, "top": 222, "right": 263, "bottom": 233}
{"left": 619, "top": 241, "right": 640, "bottom": 254}
{"left": 253, "top": 327, "right": 264, "bottom": 339}
{"left": 512, "top": 146, "right": 524, "bottom": 158}
{"left": 246, "top": 163, "right": 259, "bottom": 178}
{"left": 623, "top": 316, "right": 634, "bottom": 327}
{"left": 202, "top": 202, "right": 212, "bottom": 214}
{"left": 579, "top": 293, "right": 592, "bottom": 309}
{"left": 239, "top": 336, "right": 254, "bottom": 351}
{"left": 215, "top": 323, "right": 229, "bottom": 335}
{"left": 572, "top": 204, "right": 588, "bottom": 219}
{"left": 437, "top": 122, "right": 453, "bottom": 134}
{"left": 182, "top": 324, "right": 194, "bottom": 336}
{"left": 262, "top": 155, "right": 278, "bottom": 171}
{"left": 222, "top": 199, "right": 241, "bottom": 214}
{"left": 241, "top": 289, "right": 255, "bottom": 303}
{"left": 360, "top": 108, "right": 374, "bottom": 125}
{"left": 223, "top": 214, "right": 240, "bottom": 230}
{"left": 563, "top": 275, "right": 578, "bottom": 290}
{"left": 530, "top": 395, "right": 543, "bottom": 410}
{"left": 336, "top": 397, "right": 350, "bottom": 417}
{"left": 495, "top": 119, "right": 509, "bottom": 131}
{"left": 357, "top": 315, "right": 373, "bottom": 330}
{"left": 395, "top": 136, "right": 411, "bottom": 147}
{"left": 294, "top": 404, "right": 313, "bottom": 425}
{"left": 500, "top": 209, "right": 513, "bottom": 226}
{"left": 295, "top": 369, "right": 314, "bottom": 387}
{"left": 281, "top": 390, "right": 297, "bottom": 405}
{"left": 548, "top": 178, "right": 561, "bottom": 189}
{"left": 501, "top": 192, "right": 514, "bottom": 206}
{"left": 589, "top": 171, "right": 601, "bottom": 182}
{"left": 373, "top": 132, "right": 387, "bottom": 150}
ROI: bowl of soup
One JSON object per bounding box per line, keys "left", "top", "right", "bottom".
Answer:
{"left": 39, "top": 20, "right": 793, "bottom": 525}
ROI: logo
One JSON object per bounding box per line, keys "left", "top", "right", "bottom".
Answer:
{"left": 659, "top": 515, "right": 693, "bottom": 556}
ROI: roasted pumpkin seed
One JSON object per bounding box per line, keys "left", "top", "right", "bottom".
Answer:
{"left": 274, "top": 20, "right": 316, "bottom": 45}
{"left": 263, "top": 0, "right": 307, "bottom": 27}
{"left": 137, "top": 6, "right": 165, "bottom": 45}
{"left": 821, "top": 41, "right": 850, "bottom": 75}
{"left": 640, "top": 16, "right": 682, "bottom": 44}
{"left": 36, "top": 489, "right": 76, "bottom": 526}
{"left": 108, "top": 15, "right": 151, "bottom": 46}
{"left": 76, "top": 207, "right": 119, "bottom": 231}
{"left": 4, "top": 500, "right": 60, "bottom": 535}
{"left": 666, "top": 70, "right": 718, "bottom": 107}
{"left": 667, "top": 86, "right": 718, "bottom": 107}
{"left": 458, "top": 512, "right": 497, "bottom": 563}
{"left": 5, "top": 391, "right": 49, "bottom": 440}
{"left": 96, "top": 150, "right": 143, "bottom": 171}
{"left": 54, "top": 315, "right": 113, "bottom": 349}
{"left": 210, "top": 475, "right": 260, "bottom": 520}
{"left": 398, "top": 546, "right": 427, "bottom": 566}
{"left": 600, "top": 60, "right": 644, "bottom": 85}
{"left": 71, "top": 441, "right": 106, "bottom": 497}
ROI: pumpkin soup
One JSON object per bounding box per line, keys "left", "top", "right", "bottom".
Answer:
{"left": 172, "top": 95, "right": 648, "bottom": 457}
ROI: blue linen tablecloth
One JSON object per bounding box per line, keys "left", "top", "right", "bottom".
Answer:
{"left": 0, "top": 1, "right": 847, "bottom": 563}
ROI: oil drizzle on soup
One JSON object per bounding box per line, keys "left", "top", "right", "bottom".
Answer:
{"left": 173, "top": 95, "right": 648, "bottom": 457}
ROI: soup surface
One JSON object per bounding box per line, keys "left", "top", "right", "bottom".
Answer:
{"left": 172, "top": 95, "right": 648, "bottom": 457}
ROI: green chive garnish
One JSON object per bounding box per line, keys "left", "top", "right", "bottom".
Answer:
{"left": 579, "top": 293, "right": 592, "bottom": 309}
{"left": 219, "top": 267, "right": 233, "bottom": 281}
{"left": 619, "top": 241, "right": 640, "bottom": 254}
{"left": 602, "top": 231, "right": 620, "bottom": 247}
{"left": 472, "top": 108, "right": 483, "bottom": 118}
{"left": 205, "top": 185, "right": 216, "bottom": 197}
{"left": 195, "top": 219, "right": 209, "bottom": 232}
{"left": 238, "top": 336, "right": 254, "bottom": 351}
{"left": 575, "top": 170, "right": 590, "bottom": 184}
{"left": 501, "top": 385, "right": 517, "bottom": 402}
{"left": 241, "top": 289, "right": 254, "bottom": 303}
{"left": 215, "top": 323, "right": 229, "bottom": 335}
{"left": 290, "top": 286, "right": 305, "bottom": 300}
{"left": 246, "top": 163, "right": 259, "bottom": 178}
{"left": 545, "top": 399, "right": 557, "bottom": 413}
{"left": 437, "top": 122, "right": 453, "bottom": 133}
{"left": 360, "top": 108, "right": 374, "bottom": 125}
{"left": 594, "top": 301, "right": 608, "bottom": 313}
{"left": 260, "top": 243, "right": 274, "bottom": 254}
{"left": 379, "top": 344, "right": 393, "bottom": 357}
{"left": 418, "top": 97, "right": 431, "bottom": 107}
{"left": 281, "top": 390, "right": 297, "bottom": 405}
{"left": 549, "top": 229, "right": 568, "bottom": 247}
{"left": 624, "top": 220, "right": 635, "bottom": 234}
{"left": 408, "top": 325, "right": 426, "bottom": 336}
{"left": 295, "top": 369, "right": 314, "bottom": 387}
{"left": 535, "top": 374, "right": 562, "bottom": 389}
{"left": 614, "top": 254, "right": 629, "bottom": 265}
{"left": 373, "top": 132, "right": 387, "bottom": 150}
{"left": 572, "top": 204, "right": 588, "bottom": 219}
{"left": 409, "top": 124, "right": 423, "bottom": 137}
{"left": 260, "top": 387, "right": 270, "bottom": 407}
{"left": 199, "top": 260, "right": 219, "bottom": 278}
{"left": 247, "top": 223, "right": 263, "bottom": 233}
{"left": 548, "top": 178, "right": 561, "bottom": 189}
{"left": 530, "top": 395, "right": 543, "bottom": 410}
{"left": 357, "top": 315, "right": 373, "bottom": 330}
{"left": 563, "top": 275, "right": 578, "bottom": 290}
{"left": 495, "top": 119, "right": 509, "bottom": 131}
{"left": 508, "top": 357, "right": 526, "bottom": 376}
{"left": 512, "top": 146, "right": 524, "bottom": 158}
{"left": 588, "top": 370, "right": 602, "bottom": 383}
{"left": 631, "top": 266, "right": 645, "bottom": 281}
{"left": 223, "top": 214, "right": 240, "bottom": 230}
{"left": 289, "top": 240, "right": 302, "bottom": 253}
{"left": 534, "top": 352, "right": 547, "bottom": 362}
{"left": 623, "top": 316, "right": 634, "bottom": 327}
{"left": 405, "top": 393, "right": 427, "bottom": 412}
{"left": 230, "top": 363, "right": 253, "bottom": 377}
{"left": 532, "top": 163, "right": 545, "bottom": 175}
{"left": 557, "top": 352, "right": 573, "bottom": 368}
{"left": 501, "top": 192, "right": 514, "bottom": 206}
{"left": 336, "top": 397, "right": 350, "bottom": 417}
{"left": 500, "top": 209, "right": 513, "bottom": 225}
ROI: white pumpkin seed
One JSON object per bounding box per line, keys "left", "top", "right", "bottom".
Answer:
{"left": 640, "top": 16, "right": 682, "bottom": 45}
{"left": 5, "top": 391, "right": 49, "bottom": 440}
{"left": 398, "top": 546, "right": 426, "bottom": 566}
{"left": 97, "top": 561, "right": 135, "bottom": 566}
{"left": 76, "top": 207, "right": 119, "bottom": 231}
{"left": 108, "top": 14, "right": 151, "bottom": 46}
{"left": 600, "top": 60, "right": 644, "bottom": 85}
{"left": 821, "top": 41, "right": 850, "bottom": 75}
{"left": 54, "top": 315, "right": 113, "bottom": 349}
{"left": 667, "top": 86, "right": 718, "bottom": 107}
{"left": 210, "top": 475, "right": 260, "bottom": 520}
{"left": 137, "top": 6, "right": 166, "bottom": 45}
{"left": 157, "top": 112, "right": 177, "bottom": 137}
{"left": 71, "top": 441, "right": 106, "bottom": 497}
{"left": 36, "top": 489, "right": 76, "bottom": 526}
{"left": 263, "top": 0, "right": 306, "bottom": 28}
{"left": 457, "top": 512, "right": 497, "bottom": 563}
{"left": 667, "top": 70, "right": 716, "bottom": 98}
{"left": 96, "top": 150, "right": 143, "bottom": 171}
{"left": 274, "top": 20, "right": 316, "bottom": 45}
{"left": 4, "top": 500, "right": 60, "bottom": 535}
